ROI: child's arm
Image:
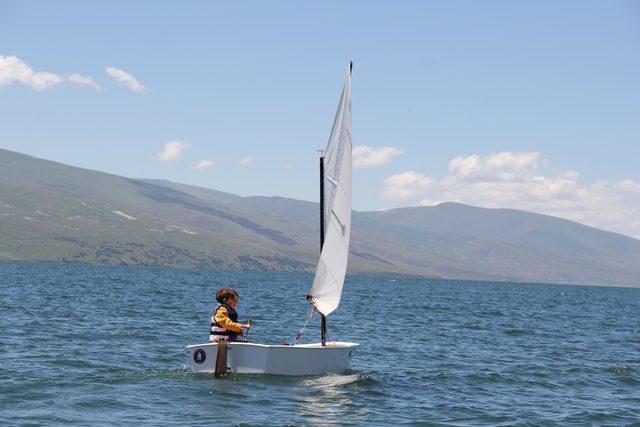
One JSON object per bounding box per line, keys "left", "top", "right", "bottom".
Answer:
{"left": 214, "top": 307, "right": 243, "bottom": 333}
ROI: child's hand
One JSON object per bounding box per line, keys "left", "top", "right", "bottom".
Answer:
{"left": 242, "top": 323, "right": 251, "bottom": 330}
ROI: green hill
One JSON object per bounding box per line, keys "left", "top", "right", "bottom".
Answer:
{"left": 2, "top": 148, "right": 640, "bottom": 286}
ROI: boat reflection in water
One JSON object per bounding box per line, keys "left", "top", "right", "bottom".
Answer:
{"left": 296, "top": 373, "right": 370, "bottom": 422}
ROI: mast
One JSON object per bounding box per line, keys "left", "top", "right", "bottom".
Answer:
{"left": 319, "top": 154, "right": 327, "bottom": 346}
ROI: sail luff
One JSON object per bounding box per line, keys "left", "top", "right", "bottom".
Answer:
{"left": 308, "top": 65, "right": 352, "bottom": 316}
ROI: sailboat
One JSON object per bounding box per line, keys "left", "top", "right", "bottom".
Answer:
{"left": 187, "top": 62, "right": 357, "bottom": 376}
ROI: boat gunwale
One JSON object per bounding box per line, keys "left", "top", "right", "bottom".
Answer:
{"left": 187, "top": 341, "right": 359, "bottom": 350}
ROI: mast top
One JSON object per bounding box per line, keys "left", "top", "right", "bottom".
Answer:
{"left": 349, "top": 60, "right": 353, "bottom": 74}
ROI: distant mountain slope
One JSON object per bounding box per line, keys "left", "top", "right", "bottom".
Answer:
{"left": 356, "top": 204, "right": 640, "bottom": 285}
{"left": 142, "top": 179, "right": 318, "bottom": 222}
{"left": 2, "top": 148, "right": 640, "bottom": 286}
{"left": 0, "top": 149, "right": 381, "bottom": 272}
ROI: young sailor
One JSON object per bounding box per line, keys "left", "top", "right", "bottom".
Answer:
{"left": 210, "top": 288, "right": 250, "bottom": 342}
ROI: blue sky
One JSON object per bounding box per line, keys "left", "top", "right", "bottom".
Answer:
{"left": 1, "top": 1, "right": 639, "bottom": 237}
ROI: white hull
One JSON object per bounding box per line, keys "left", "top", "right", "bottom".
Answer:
{"left": 187, "top": 341, "right": 358, "bottom": 376}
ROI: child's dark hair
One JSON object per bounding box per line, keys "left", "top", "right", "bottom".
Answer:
{"left": 216, "top": 287, "right": 239, "bottom": 304}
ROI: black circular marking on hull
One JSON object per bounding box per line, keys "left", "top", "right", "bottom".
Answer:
{"left": 193, "top": 349, "right": 206, "bottom": 364}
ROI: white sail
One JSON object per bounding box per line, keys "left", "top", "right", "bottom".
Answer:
{"left": 308, "top": 65, "right": 352, "bottom": 316}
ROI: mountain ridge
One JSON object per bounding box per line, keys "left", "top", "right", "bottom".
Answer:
{"left": 1, "top": 148, "right": 639, "bottom": 286}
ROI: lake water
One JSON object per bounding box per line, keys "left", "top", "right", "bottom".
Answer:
{"left": 1, "top": 262, "right": 639, "bottom": 425}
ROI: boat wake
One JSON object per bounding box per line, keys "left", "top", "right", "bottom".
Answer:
{"left": 122, "top": 366, "right": 201, "bottom": 381}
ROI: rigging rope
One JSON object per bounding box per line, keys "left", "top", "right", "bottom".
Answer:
{"left": 291, "top": 305, "right": 317, "bottom": 346}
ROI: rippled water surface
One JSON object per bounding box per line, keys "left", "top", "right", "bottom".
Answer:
{"left": 1, "top": 262, "right": 639, "bottom": 425}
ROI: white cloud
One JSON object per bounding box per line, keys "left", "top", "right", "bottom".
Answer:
{"left": 615, "top": 179, "right": 640, "bottom": 194}
{"left": 155, "top": 141, "right": 191, "bottom": 162}
{"left": 193, "top": 159, "right": 215, "bottom": 170}
{"left": 238, "top": 156, "right": 254, "bottom": 166}
{"left": 381, "top": 151, "right": 640, "bottom": 239}
{"left": 448, "top": 151, "right": 542, "bottom": 182}
{"left": 353, "top": 145, "right": 404, "bottom": 168}
{"left": 380, "top": 171, "right": 435, "bottom": 201}
{"left": 106, "top": 67, "right": 146, "bottom": 92}
{"left": 68, "top": 73, "right": 102, "bottom": 90}
{"left": 0, "top": 55, "right": 63, "bottom": 90}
